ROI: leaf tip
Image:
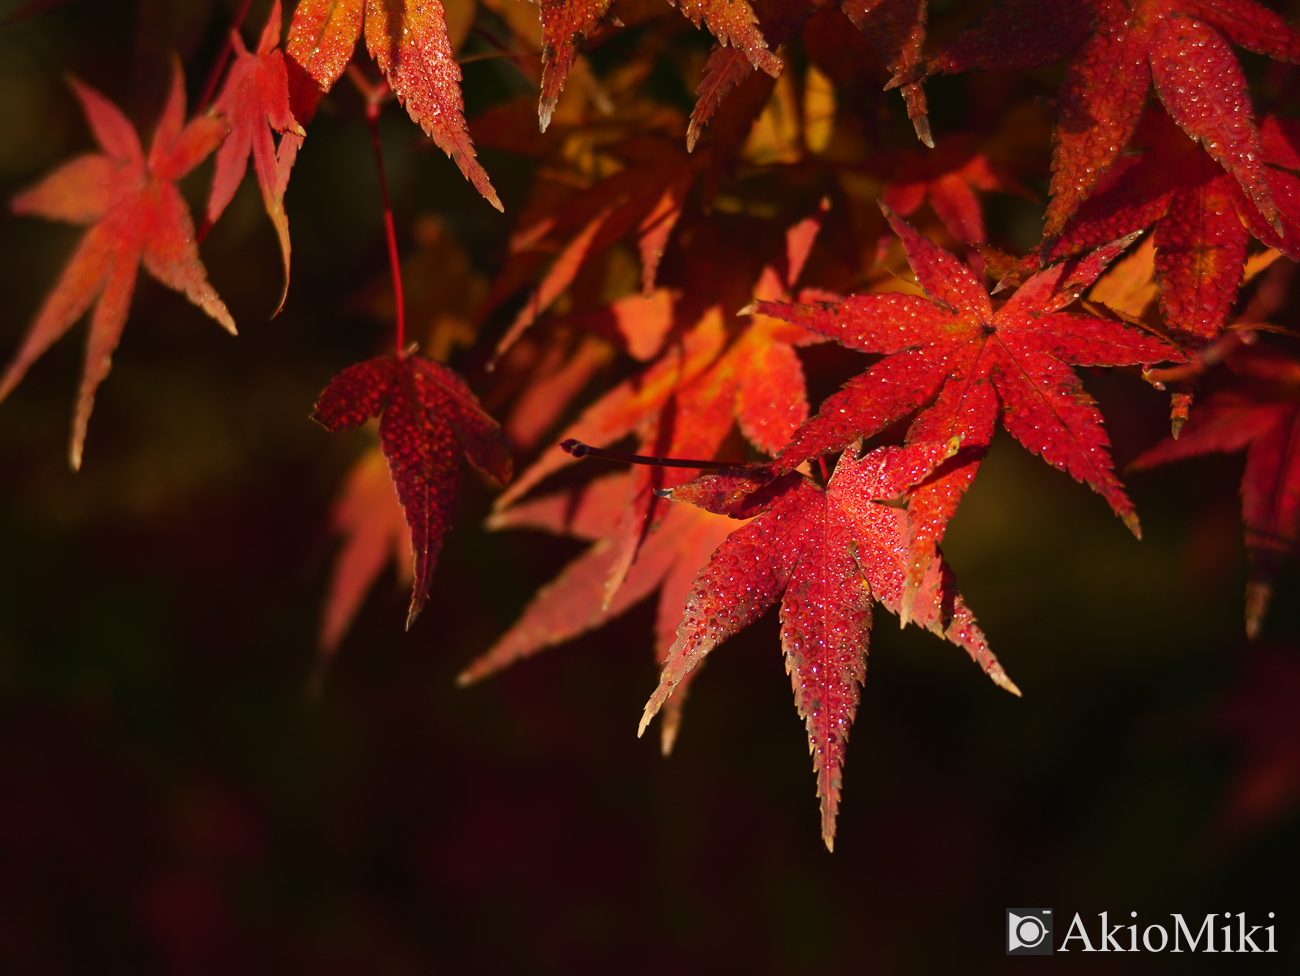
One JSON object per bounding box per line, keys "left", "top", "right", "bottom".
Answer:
{"left": 1122, "top": 510, "right": 1141, "bottom": 540}
{"left": 538, "top": 97, "right": 556, "bottom": 134}
{"left": 215, "top": 306, "right": 238, "bottom": 335}
{"left": 992, "top": 669, "right": 1022, "bottom": 698}
{"left": 897, "top": 586, "right": 914, "bottom": 628}
{"left": 1246, "top": 581, "right": 1271, "bottom": 639}
{"left": 660, "top": 719, "right": 679, "bottom": 756}
{"left": 913, "top": 114, "right": 934, "bottom": 150}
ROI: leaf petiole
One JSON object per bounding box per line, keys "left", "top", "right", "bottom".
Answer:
{"left": 559, "top": 439, "right": 736, "bottom": 470}
{"left": 349, "top": 67, "right": 406, "bottom": 355}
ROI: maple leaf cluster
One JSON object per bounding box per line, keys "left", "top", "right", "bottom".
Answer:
{"left": 7, "top": 0, "right": 1300, "bottom": 848}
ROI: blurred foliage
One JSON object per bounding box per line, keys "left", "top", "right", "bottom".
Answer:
{"left": 0, "top": 0, "right": 1296, "bottom": 972}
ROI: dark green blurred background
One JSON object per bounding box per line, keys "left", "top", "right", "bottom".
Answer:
{"left": 0, "top": 0, "right": 1296, "bottom": 972}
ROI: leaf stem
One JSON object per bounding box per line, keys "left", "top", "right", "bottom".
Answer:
{"left": 559, "top": 439, "right": 735, "bottom": 469}
{"left": 350, "top": 67, "right": 406, "bottom": 355}
{"left": 196, "top": 0, "right": 254, "bottom": 114}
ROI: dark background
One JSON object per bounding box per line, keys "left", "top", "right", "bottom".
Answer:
{"left": 0, "top": 0, "right": 1296, "bottom": 972}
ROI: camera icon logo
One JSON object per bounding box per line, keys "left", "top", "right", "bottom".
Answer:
{"left": 1007, "top": 908, "right": 1053, "bottom": 955}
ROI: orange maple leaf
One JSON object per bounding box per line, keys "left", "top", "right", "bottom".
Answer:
{"left": 2, "top": 63, "right": 232, "bottom": 470}
{"left": 462, "top": 472, "right": 742, "bottom": 753}
{"left": 496, "top": 201, "right": 830, "bottom": 608}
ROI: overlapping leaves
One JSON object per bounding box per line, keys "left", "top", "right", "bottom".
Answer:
{"left": 757, "top": 206, "right": 1183, "bottom": 612}
{"left": 645, "top": 441, "right": 1017, "bottom": 848}
{"left": 925, "top": 0, "right": 1300, "bottom": 240}
{"left": 1133, "top": 344, "right": 1300, "bottom": 636}
{"left": 1046, "top": 112, "right": 1300, "bottom": 339}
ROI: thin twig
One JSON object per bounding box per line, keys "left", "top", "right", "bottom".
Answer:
{"left": 559, "top": 439, "right": 736, "bottom": 469}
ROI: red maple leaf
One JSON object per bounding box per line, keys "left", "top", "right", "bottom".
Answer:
{"left": 1131, "top": 344, "right": 1300, "bottom": 637}
{"left": 1047, "top": 112, "right": 1300, "bottom": 339}
{"left": 925, "top": 0, "right": 1300, "bottom": 241}
{"left": 847, "top": 0, "right": 931, "bottom": 145}
{"left": 672, "top": 0, "right": 783, "bottom": 82}
{"left": 755, "top": 206, "right": 1182, "bottom": 615}
{"left": 688, "top": 47, "right": 756, "bottom": 154}
{"left": 1, "top": 63, "right": 232, "bottom": 470}
{"left": 460, "top": 472, "right": 742, "bottom": 753}
{"left": 535, "top": 0, "right": 619, "bottom": 132}
{"left": 285, "top": 0, "right": 502, "bottom": 211}
{"left": 312, "top": 352, "right": 513, "bottom": 627}
{"left": 642, "top": 441, "right": 1018, "bottom": 849}
{"left": 536, "top": 0, "right": 783, "bottom": 135}
{"left": 684, "top": 0, "right": 826, "bottom": 150}
{"left": 207, "top": 0, "right": 305, "bottom": 315}
{"left": 688, "top": 0, "right": 931, "bottom": 151}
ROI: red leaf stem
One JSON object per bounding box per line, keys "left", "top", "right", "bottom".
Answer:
{"left": 350, "top": 67, "right": 406, "bottom": 355}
